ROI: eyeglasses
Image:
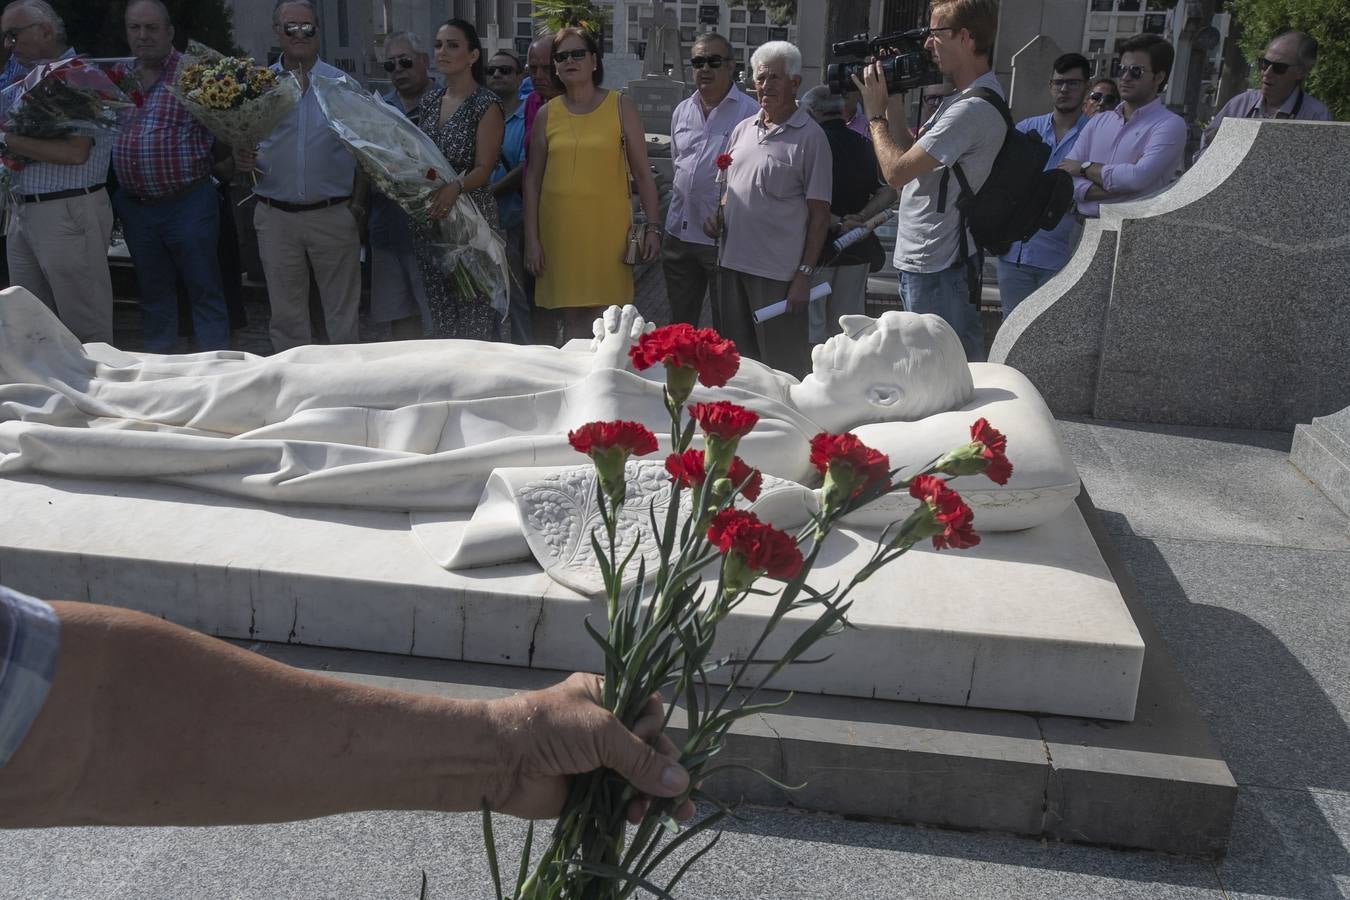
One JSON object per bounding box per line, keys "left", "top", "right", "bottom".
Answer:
{"left": 922, "top": 95, "right": 947, "bottom": 108}
{"left": 1119, "top": 64, "right": 1150, "bottom": 80}
{"left": 1257, "top": 56, "right": 1291, "bottom": 75}
{"left": 485, "top": 65, "right": 517, "bottom": 76}
{"left": 282, "top": 22, "right": 317, "bottom": 38}
{"left": 1088, "top": 91, "right": 1119, "bottom": 105}
{"left": 926, "top": 26, "right": 960, "bottom": 37}
{"left": 552, "top": 48, "right": 589, "bottom": 63}
{"left": 382, "top": 56, "right": 414, "bottom": 72}
{"left": 1050, "top": 78, "right": 1084, "bottom": 90}
{"left": 690, "top": 55, "right": 725, "bottom": 69}
{"left": 1, "top": 22, "right": 40, "bottom": 43}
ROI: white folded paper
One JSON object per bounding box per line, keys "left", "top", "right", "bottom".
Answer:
{"left": 753, "top": 282, "right": 833, "bottom": 324}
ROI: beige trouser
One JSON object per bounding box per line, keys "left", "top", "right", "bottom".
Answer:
{"left": 253, "top": 200, "right": 361, "bottom": 351}
{"left": 5, "top": 189, "right": 115, "bottom": 344}
{"left": 809, "top": 263, "right": 870, "bottom": 344}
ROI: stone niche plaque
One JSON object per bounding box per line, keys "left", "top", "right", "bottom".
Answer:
{"left": 626, "top": 74, "right": 688, "bottom": 136}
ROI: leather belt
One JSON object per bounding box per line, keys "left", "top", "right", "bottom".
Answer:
{"left": 257, "top": 194, "right": 351, "bottom": 213}
{"left": 120, "top": 176, "right": 211, "bottom": 206}
{"left": 18, "top": 183, "right": 105, "bottom": 204}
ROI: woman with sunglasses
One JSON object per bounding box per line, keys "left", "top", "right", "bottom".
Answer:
{"left": 1197, "top": 31, "right": 1327, "bottom": 157}
{"left": 415, "top": 18, "right": 505, "bottom": 341}
{"left": 523, "top": 27, "right": 663, "bottom": 344}
{"left": 1083, "top": 78, "right": 1119, "bottom": 117}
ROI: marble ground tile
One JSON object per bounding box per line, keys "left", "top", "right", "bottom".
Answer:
{"left": 1058, "top": 419, "right": 1350, "bottom": 551}
{"left": 1109, "top": 535, "right": 1350, "bottom": 794}
{"left": 1218, "top": 786, "right": 1350, "bottom": 900}
{"left": 0, "top": 804, "right": 1226, "bottom": 900}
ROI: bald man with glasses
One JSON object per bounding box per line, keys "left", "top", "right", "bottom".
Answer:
{"left": 662, "top": 32, "right": 758, "bottom": 327}
{"left": 1198, "top": 31, "right": 1328, "bottom": 157}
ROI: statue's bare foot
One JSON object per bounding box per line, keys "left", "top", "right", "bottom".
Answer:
{"left": 589, "top": 305, "right": 651, "bottom": 370}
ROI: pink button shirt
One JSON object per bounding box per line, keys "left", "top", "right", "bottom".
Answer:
{"left": 665, "top": 85, "right": 760, "bottom": 246}
{"left": 719, "top": 105, "right": 833, "bottom": 281}
{"left": 1069, "top": 97, "right": 1186, "bottom": 217}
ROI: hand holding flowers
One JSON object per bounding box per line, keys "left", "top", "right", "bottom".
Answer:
{"left": 487, "top": 323, "right": 1012, "bottom": 899}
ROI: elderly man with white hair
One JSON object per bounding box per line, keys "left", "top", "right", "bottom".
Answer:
{"left": 801, "top": 84, "right": 897, "bottom": 347}
{"left": 0, "top": 0, "right": 114, "bottom": 345}
{"left": 1198, "top": 30, "right": 1329, "bottom": 156}
{"left": 705, "top": 40, "right": 832, "bottom": 378}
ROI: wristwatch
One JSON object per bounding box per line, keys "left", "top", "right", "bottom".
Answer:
{"left": 796, "top": 264, "right": 815, "bottom": 277}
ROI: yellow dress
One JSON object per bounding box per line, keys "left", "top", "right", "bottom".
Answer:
{"left": 536, "top": 91, "right": 633, "bottom": 309}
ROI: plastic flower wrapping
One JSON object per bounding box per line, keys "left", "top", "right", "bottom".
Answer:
{"left": 0, "top": 56, "right": 136, "bottom": 210}
{"left": 480, "top": 323, "right": 1012, "bottom": 899}
{"left": 311, "top": 73, "right": 509, "bottom": 318}
{"left": 169, "top": 41, "right": 300, "bottom": 150}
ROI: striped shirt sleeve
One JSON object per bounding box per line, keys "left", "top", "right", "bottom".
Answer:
{"left": 0, "top": 585, "right": 60, "bottom": 768}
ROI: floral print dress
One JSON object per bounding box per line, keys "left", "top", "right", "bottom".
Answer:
{"left": 415, "top": 85, "right": 502, "bottom": 340}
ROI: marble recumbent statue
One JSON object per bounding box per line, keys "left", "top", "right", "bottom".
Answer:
{"left": 0, "top": 288, "right": 1079, "bottom": 581}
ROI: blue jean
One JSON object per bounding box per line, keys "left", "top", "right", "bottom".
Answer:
{"left": 995, "top": 259, "right": 1057, "bottom": 319}
{"left": 899, "top": 263, "right": 985, "bottom": 362}
{"left": 113, "top": 181, "right": 230, "bottom": 353}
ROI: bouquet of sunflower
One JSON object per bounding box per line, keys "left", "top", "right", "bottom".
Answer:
{"left": 170, "top": 40, "right": 300, "bottom": 150}
{"left": 311, "top": 72, "right": 509, "bottom": 320}
{"left": 0, "top": 56, "right": 136, "bottom": 210}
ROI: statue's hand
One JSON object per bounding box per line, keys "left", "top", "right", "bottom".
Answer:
{"left": 589, "top": 305, "right": 651, "bottom": 371}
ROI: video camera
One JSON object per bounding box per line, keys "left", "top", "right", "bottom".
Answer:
{"left": 825, "top": 28, "right": 943, "bottom": 96}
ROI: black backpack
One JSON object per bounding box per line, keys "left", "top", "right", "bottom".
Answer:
{"left": 936, "top": 88, "right": 1074, "bottom": 303}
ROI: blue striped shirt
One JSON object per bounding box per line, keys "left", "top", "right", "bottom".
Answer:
{"left": 0, "top": 49, "right": 114, "bottom": 195}
{"left": 999, "top": 111, "right": 1086, "bottom": 272}
{"left": 0, "top": 586, "right": 60, "bottom": 768}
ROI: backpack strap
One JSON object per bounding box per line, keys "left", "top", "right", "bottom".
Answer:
{"left": 934, "top": 86, "right": 1009, "bottom": 213}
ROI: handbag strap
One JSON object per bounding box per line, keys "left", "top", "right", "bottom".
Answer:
{"left": 617, "top": 89, "right": 635, "bottom": 215}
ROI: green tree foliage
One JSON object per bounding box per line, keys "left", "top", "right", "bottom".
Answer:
{"left": 744, "top": 0, "right": 798, "bottom": 26}
{"left": 52, "top": 0, "right": 241, "bottom": 59}
{"left": 531, "top": 0, "right": 612, "bottom": 37}
{"left": 1228, "top": 0, "right": 1350, "bottom": 119}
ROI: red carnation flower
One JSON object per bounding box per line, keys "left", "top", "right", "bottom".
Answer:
{"left": 715, "top": 152, "right": 733, "bottom": 171}
{"left": 426, "top": 167, "right": 438, "bottom": 181}
{"left": 809, "top": 432, "right": 891, "bottom": 499}
{"left": 707, "top": 509, "right": 803, "bottom": 582}
{"left": 568, "top": 420, "right": 658, "bottom": 457}
{"left": 665, "top": 449, "right": 762, "bottom": 501}
{"left": 689, "top": 401, "right": 758, "bottom": 441}
{"left": 909, "top": 474, "right": 979, "bottom": 550}
{"left": 628, "top": 323, "right": 740, "bottom": 389}
{"left": 970, "top": 418, "right": 1012, "bottom": 485}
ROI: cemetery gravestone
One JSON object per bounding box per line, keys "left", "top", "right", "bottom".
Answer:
{"left": 1007, "top": 34, "right": 1063, "bottom": 124}
{"left": 626, "top": 73, "right": 688, "bottom": 136}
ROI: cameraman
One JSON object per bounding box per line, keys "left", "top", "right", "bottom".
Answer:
{"left": 852, "top": 0, "right": 1004, "bottom": 362}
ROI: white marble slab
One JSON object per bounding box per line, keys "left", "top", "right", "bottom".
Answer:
{"left": 0, "top": 473, "right": 1144, "bottom": 720}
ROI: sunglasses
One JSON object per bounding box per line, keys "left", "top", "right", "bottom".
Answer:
{"left": 1088, "top": 91, "right": 1119, "bottom": 105}
{"left": 382, "top": 56, "right": 414, "bottom": 72}
{"left": 1119, "top": 64, "right": 1150, "bottom": 80}
{"left": 1257, "top": 56, "right": 1292, "bottom": 75}
{"left": 485, "top": 65, "right": 517, "bottom": 76}
{"left": 1050, "top": 78, "right": 1084, "bottom": 90}
{"left": 690, "top": 55, "right": 725, "bottom": 70}
{"left": 552, "top": 48, "right": 589, "bottom": 64}
{"left": 282, "top": 22, "right": 317, "bottom": 38}
{"left": 922, "top": 95, "right": 947, "bottom": 108}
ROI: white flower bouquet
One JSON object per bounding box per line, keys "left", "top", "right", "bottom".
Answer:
{"left": 312, "top": 72, "right": 509, "bottom": 319}
{"left": 169, "top": 40, "right": 300, "bottom": 150}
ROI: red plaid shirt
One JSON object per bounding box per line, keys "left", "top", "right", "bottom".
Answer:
{"left": 111, "top": 51, "right": 213, "bottom": 199}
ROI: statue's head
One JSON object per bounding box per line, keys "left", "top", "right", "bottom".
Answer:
{"left": 801, "top": 311, "right": 974, "bottom": 424}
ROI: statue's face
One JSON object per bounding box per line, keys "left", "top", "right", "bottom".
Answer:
{"left": 804, "top": 316, "right": 907, "bottom": 418}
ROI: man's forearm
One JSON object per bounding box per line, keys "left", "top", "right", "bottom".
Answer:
{"left": 800, "top": 202, "right": 830, "bottom": 270}
{"left": 492, "top": 164, "right": 523, "bottom": 196}
{"left": 0, "top": 603, "right": 511, "bottom": 827}
{"left": 2, "top": 134, "right": 92, "bottom": 166}
{"left": 856, "top": 185, "right": 899, "bottom": 222}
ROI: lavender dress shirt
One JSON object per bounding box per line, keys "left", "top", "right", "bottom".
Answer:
{"left": 1068, "top": 97, "right": 1186, "bottom": 218}
{"left": 665, "top": 85, "right": 760, "bottom": 247}
{"left": 1197, "top": 87, "right": 1330, "bottom": 155}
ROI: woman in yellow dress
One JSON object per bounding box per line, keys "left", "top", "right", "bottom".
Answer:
{"left": 523, "top": 27, "right": 662, "bottom": 344}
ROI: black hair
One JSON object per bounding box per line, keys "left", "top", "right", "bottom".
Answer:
{"left": 1052, "top": 52, "right": 1091, "bottom": 81}
{"left": 1118, "top": 33, "right": 1174, "bottom": 89}
{"left": 490, "top": 49, "right": 522, "bottom": 71}
{"left": 439, "top": 17, "right": 484, "bottom": 85}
